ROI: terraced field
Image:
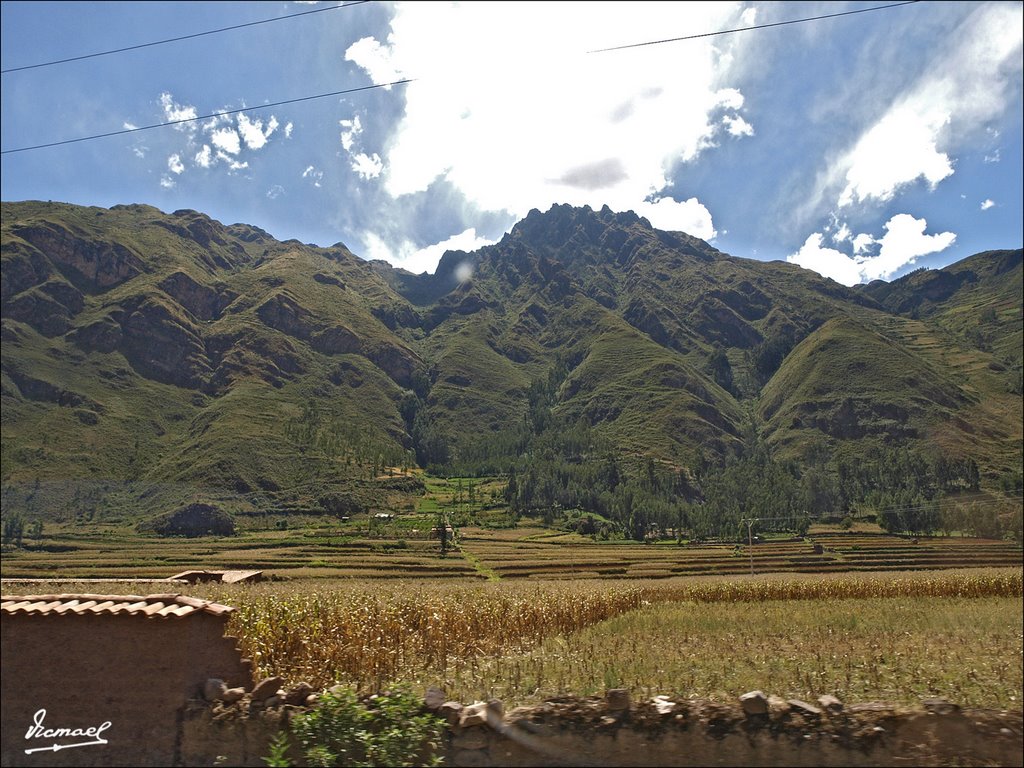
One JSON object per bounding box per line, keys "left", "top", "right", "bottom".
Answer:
{"left": 457, "top": 528, "right": 1024, "bottom": 579}
{"left": 0, "top": 527, "right": 479, "bottom": 581}
{"left": 1, "top": 519, "right": 1020, "bottom": 582}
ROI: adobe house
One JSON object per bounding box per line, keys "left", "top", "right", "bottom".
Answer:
{"left": 1, "top": 593, "right": 253, "bottom": 767}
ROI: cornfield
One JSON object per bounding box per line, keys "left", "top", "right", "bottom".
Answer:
{"left": 206, "top": 569, "right": 1023, "bottom": 692}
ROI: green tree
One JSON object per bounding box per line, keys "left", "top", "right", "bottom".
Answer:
{"left": 2, "top": 513, "right": 25, "bottom": 547}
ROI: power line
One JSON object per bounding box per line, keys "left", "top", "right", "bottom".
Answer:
{"left": 1, "top": 0, "right": 370, "bottom": 74}
{"left": 587, "top": 0, "right": 923, "bottom": 54}
{"left": 0, "top": 79, "right": 414, "bottom": 155}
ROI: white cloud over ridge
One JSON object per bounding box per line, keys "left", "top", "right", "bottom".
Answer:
{"left": 787, "top": 213, "right": 956, "bottom": 285}
{"left": 361, "top": 227, "right": 497, "bottom": 276}
{"left": 345, "top": 2, "right": 756, "bottom": 256}
{"left": 830, "top": 3, "right": 1022, "bottom": 209}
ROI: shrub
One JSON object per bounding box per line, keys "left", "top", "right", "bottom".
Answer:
{"left": 280, "top": 686, "right": 445, "bottom": 768}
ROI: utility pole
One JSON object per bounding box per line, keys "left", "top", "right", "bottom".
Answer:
{"left": 742, "top": 517, "right": 758, "bottom": 576}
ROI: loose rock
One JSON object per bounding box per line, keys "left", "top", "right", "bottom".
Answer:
{"left": 739, "top": 690, "right": 769, "bottom": 716}
{"left": 460, "top": 702, "right": 489, "bottom": 728}
{"left": 606, "top": 689, "right": 631, "bottom": 711}
{"left": 222, "top": 688, "right": 246, "bottom": 704}
{"left": 788, "top": 699, "right": 823, "bottom": 717}
{"left": 440, "top": 701, "right": 464, "bottom": 726}
{"left": 251, "top": 676, "right": 285, "bottom": 703}
{"left": 203, "top": 678, "right": 228, "bottom": 702}
{"left": 425, "top": 687, "right": 447, "bottom": 711}
{"left": 818, "top": 694, "right": 843, "bottom": 714}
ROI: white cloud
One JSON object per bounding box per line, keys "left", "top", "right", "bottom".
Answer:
{"left": 302, "top": 165, "right": 324, "bottom": 187}
{"left": 345, "top": 36, "right": 404, "bottom": 85}
{"left": 983, "top": 149, "right": 1001, "bottom": 163}
{"left": 980, "top": 198, "right": 995, "bottom": 211}
{"left": 159, "top": 175, "right": 176, "bottom": 189}
{"left": 284, "top": 122, "right": 294, "bottom": 138}
{"left": 636, "top": 197, "right": 716, "bottom": 240}
{"left": 167, "top": 154, "right": 184, "bottom": 175}
{"left": 339, "top": 115, "right": 363, "bottom": 151}
{"left": 787, "top": 233, "right": 865, "bottom": 285}
{"left": 740, "top": 7, "right": 757, "bottom": 26}
{"left": 837, "top": 103, "right": 953, "bottom": 206}
{"left": 722, "top": 114, "right": 754, "bottom": 137}
{"left": 210, "top": 127, "right": 241, "bottom": 155}
{"left": 822, "top": 3, "right": 1022, "bottom": 210}
{"left": 266, "top": 185, "right": 284, "bottom": 200}
{"left": 345, "top": 2, "right": 746, "bottom": 235}
{"left": 195, "top": 145, "right": 212, "bottom": 168}
{"left": 351, "top": 152, "right": 383, "bottom": 180}
{"left": 788, "top": 214, "right": 955, "bottom": 285}
{"left": 870, "top": 213, "right": 955, "bottom": 280}
{"left": 362, "top": 227, "right": 497, "bottom": 275}
{"left": 237, "top": 113, "right": 279, "bottom": 150}
{"left": 852, "top": 233, "right": 876, "bottom": 255}
{"left": 833, "top": 222, "right": 851, "bottom": 243}
{"left": 159, "top": 92, "right": 198, "bottom": 130}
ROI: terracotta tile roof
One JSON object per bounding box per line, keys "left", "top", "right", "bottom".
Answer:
{"left": 0, "top": 593, "right": 235, "bottom": 619}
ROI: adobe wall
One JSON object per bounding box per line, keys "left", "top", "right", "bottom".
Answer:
{"left": 0, "top": 614, "right": 251, "bottom": 767}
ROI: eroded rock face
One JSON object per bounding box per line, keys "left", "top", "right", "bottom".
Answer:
{"left": 119, "top": 297, "right": 211, "bottom": 387}
{"left": 10, "top": 222, "right": 146, "bottom": 292}
{"left": 256, "top": 293, "right": 315, "bottom": 340}
{"left": 1, "top": 242, "right": 53, "bottom": 300}
{"left": 159, "top": 271, "right": 237, "bottom": 321}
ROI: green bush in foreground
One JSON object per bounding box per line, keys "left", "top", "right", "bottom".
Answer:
{"left": 268, "top": 686, "right": 445, "bottom": 767}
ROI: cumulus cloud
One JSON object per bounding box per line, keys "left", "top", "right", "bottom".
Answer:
{"left": 828, "top": 3, "right": 1022, "bottom": 210}
{"left": 195, "top": 145, "right": 212, "bottom": 168}
{"left": 636, "top": 197, "right": 717, "bottom": 240}
{"left": 345, "top": 36, "right": 404, "bottom": 85}
{"left": 788, "top": 213, "right": 955, "bottom": 285}
{"left": 210, "top": 127, "right": 241, "bottom": 156}
{"left": 787, "top": 233, "right": 865, "bottom": 285}
{"left": 833, "top": 221, "right": 851, "bottom": 243}
{"left": 339, "top": 115, "right": 363, "bottom": 152}
{"left": 362, "top": 227, "right": 496, "bottom": 275}
{"left": 159, "top": 175, "right": 176, "bottom": 190}
{"left": 837, "top": 104, "right": 953, "bottom": 206}
{"left": 345, "top": 2, "right": 749, "bottom": 252}
{"left": 980, "top": 198, "right": 995, "bottom": 211}
{"left": 159, "top": 92, "right": 198, "bottom": 129}
{"left": 723, "top": 114, "right": 754, "bottom": 137}
{"left": 135, "top": 92, "right": 284, "bottom": 181}
{"left": 351, "top": 152, "right": 383, "bottom": 180}
{"left": 237, "top": 114, "right": 279, "bottom": 150}
{"left": 852, "top": 233, "right": 876, "bottom": 255}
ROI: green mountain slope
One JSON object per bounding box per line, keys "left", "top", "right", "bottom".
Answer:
{"left": 2, "top": 200, "right": 1020, "bottom": 524}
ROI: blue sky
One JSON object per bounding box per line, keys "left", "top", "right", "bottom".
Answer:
{"left": 2, "top": 1, "right": 1021, "bottom": 284}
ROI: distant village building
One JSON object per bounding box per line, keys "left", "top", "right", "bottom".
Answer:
{"left": 1, "top": 593, "right": 252, "bottom": 767}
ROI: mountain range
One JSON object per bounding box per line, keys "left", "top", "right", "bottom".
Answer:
{"left": 1, "top": 200, "right": 1020, "bottom": 522}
